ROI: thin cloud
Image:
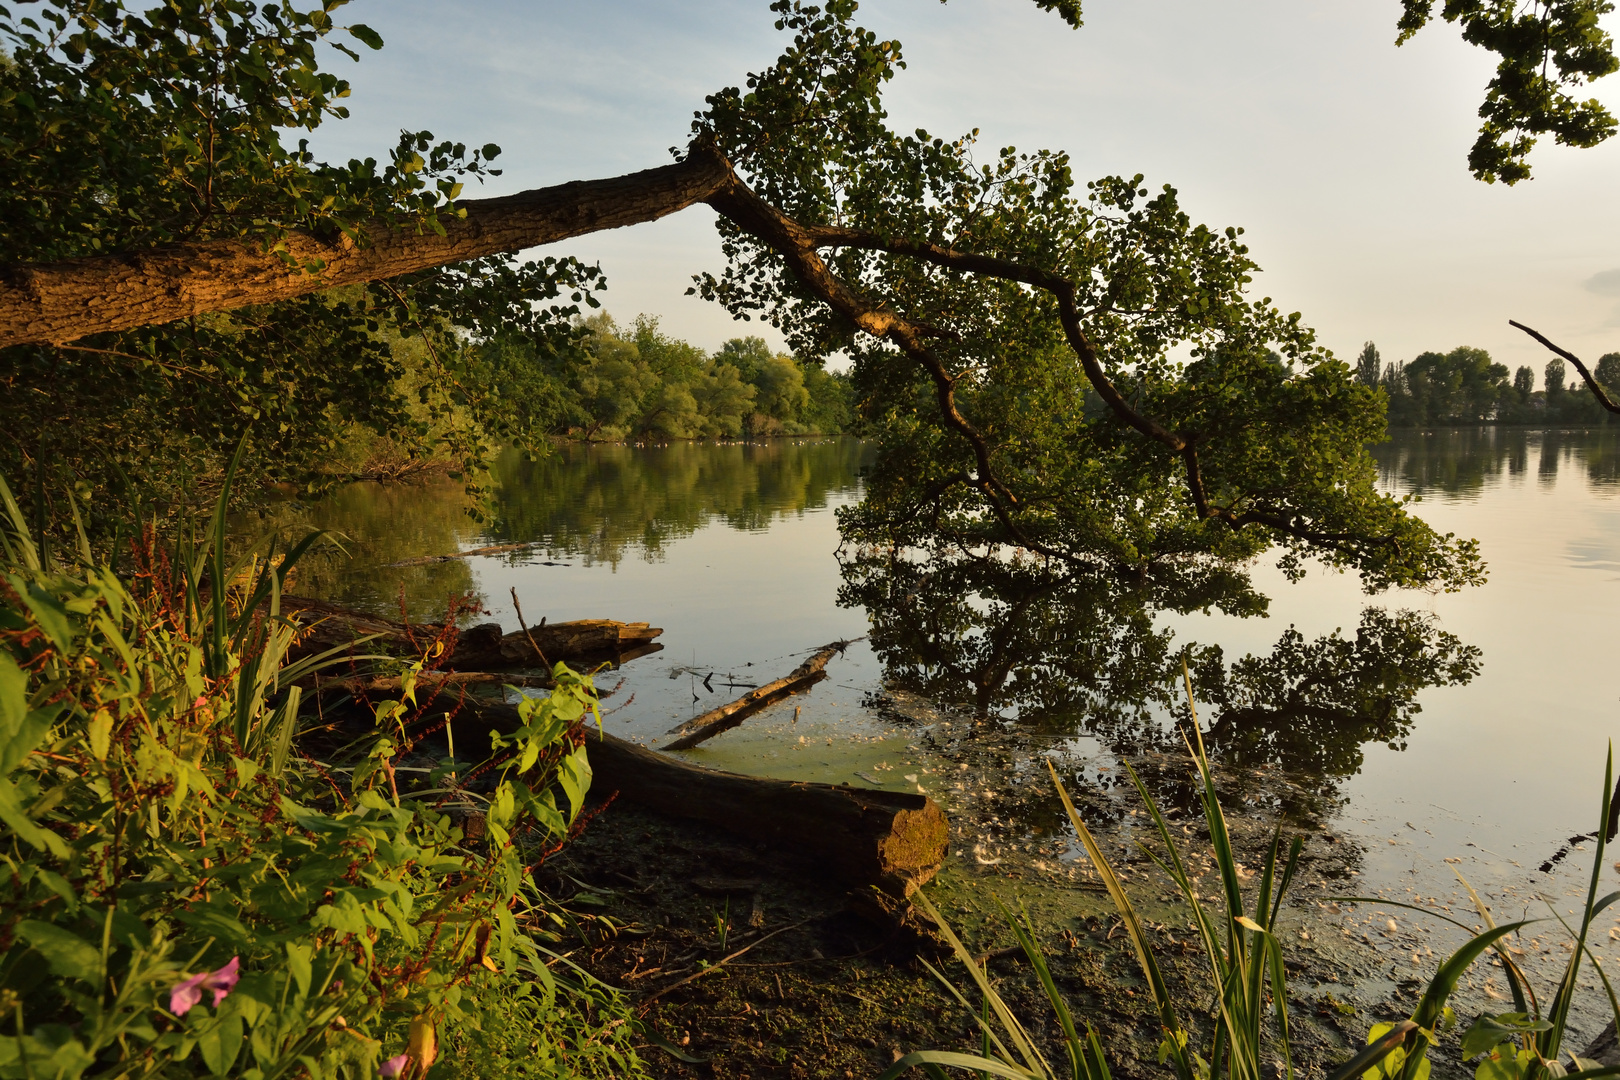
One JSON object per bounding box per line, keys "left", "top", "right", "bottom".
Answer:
{"left": 1585, "top": 268, "right": 1620, "bottom": 296}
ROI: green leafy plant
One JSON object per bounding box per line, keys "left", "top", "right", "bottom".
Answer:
{"left": 0, "top": 472, "right": 641, "bottom": 1079}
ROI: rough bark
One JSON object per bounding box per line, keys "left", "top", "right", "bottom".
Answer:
{"left": 659, "top": 639, "right": 856, "bottom": 751}
{"left": 587, "top": 730, "right": 948, "bottom": 900}
{"left": 0, "top": 146, "right": 732, "bottom": 348}
{"left": 282, "top": 595, "right": 662, "bottom": 668}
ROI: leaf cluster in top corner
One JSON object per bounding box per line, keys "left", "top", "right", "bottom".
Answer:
{"left": 1398, "top": 0, "right": 1618, "bottom": 183}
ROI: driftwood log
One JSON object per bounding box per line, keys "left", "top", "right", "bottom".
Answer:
{"left": 660, "top": 638, "right": 859, "bottom": 751}
{"left": 282, "top": 595, "right": 662, "bottom": 668}
{"left": 312, "top": 670, "right": 578, "bottom": 696}
{"left": 419, "top": 692, "right": 946, "bottom": 901}
{"left": 386, "top": 542, "right": 537, "bottom": 567}
{"left": 588, "top": 730, "right": 947, "bottom": 900}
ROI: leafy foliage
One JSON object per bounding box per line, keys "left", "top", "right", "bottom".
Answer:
{"left": 0, "top": 0, "right": 603, "bottom": 535}
{"left": 1397, "top": 0, "right": 1619, "bottom": 183}
{"left": 1371, "top": 344, "right": 1620, "bottom": 426}
{"left": 476, "top": 315, "right": 853, "bottom": 442}
{"left": 0, "top": 477, "right": 640, "bottom": 1079}
{"left": 691, "top": 1, "right": 1485, "bottom": 593}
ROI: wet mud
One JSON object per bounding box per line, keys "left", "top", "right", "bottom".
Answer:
{"left": 553, "top": 706, "right": 1574, "bottom": 1080}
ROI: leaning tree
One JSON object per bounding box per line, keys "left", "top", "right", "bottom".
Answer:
{"left": 1, "top": 0, "right": 1613, "bottom": 585}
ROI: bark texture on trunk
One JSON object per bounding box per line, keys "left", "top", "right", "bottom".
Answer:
{"left": 587, "top": 731, "right": 948, "bottom": 900}
{"left": 0, "top": 148, "right": 731, "bottom": 348}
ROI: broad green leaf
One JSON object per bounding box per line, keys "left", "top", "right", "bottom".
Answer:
{"left": 347, "top": 24, "right": 384, "bottom": 50}
{"left": 286, "top": 942, "right": 312, "bottom": 997}
{"left": 16, "top": 921, "right": 100, "bottom": 983}
{"left": 0, "top": 779, "right": 69, "bottom": 856}
{"left": 21, "top": 583, "right": 76, "bottom": 654}
{"left": 87, "top": 708, "right": 112, "bottom": 761}
{"left": 0, "top": 652, "right": 25, "bottom": 741}
{"left": 1461, "top": 1013, "right": 1551, "bottom": 1059}
{"left": 557, "top": 746, "right": 591, "bottom": 819}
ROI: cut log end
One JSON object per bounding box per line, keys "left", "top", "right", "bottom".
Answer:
{"left": 586, "top": 731, "right": 947, "bottom": 900}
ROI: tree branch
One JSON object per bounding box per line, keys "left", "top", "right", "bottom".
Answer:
{"left": 1510, "top": 320, "right": 1620, "bottom": 415}
{"left": 0, "top": 145, "right": 735, "bottom": 348}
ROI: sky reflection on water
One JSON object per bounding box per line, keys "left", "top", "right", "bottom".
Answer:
{"left": 285, "top": 429, "right": 1620, "bottom": 894}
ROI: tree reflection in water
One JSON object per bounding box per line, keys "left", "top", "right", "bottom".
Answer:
{"left": 839, "top": 546, "right": 1480, "bottom": 822}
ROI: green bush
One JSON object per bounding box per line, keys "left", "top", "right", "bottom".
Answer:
{"left": 0, "top": 478, "right": 642, "bottom": 1080}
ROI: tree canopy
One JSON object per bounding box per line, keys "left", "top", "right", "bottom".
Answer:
{"left": 4, "top": 0, "right": 1613, "bottom": 586}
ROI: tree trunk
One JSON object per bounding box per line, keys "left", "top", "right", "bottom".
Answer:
{"left": 0, "top": 146, "right": 731, "bottom": 348}
{"left": 587, "top": 730, "right": 948, "bottom": 901}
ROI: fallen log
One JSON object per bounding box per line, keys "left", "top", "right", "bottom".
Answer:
{"left": 328, "top": 679, "right": 946, "bottom": 902}
{"left": 385, "top": 542, "right": 574, "bottom": 568}
{"left": 281, "top": 595, "right": 662, "bottom": 668}
{"left": 587, "top": 730, "right": 947, "bottom": 900}
{"left": 660, "top": 638, "right": 860, "bottom": 751}
{"left": 309, "top": 670, "right": 576, "bottom": 696}
{"left": 386, "top": 542, "right": 537, "bottom": 567}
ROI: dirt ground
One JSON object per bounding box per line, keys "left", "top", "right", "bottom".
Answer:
{"left": 540, "top": 751, "right": 1468, "bottom": 1080}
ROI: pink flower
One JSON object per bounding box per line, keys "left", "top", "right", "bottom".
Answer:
{"left": 169, "top": 956, "right": 240, "bottom": 1016}
{"left": 379, "top": 1054, "right": 410, "bottom": 1078}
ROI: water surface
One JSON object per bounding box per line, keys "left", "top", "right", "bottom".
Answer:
{"left": 282, "top": 430, "right": 1620, "bottom": 903}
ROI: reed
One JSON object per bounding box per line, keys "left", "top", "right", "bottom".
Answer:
{"left": 885, "top": 665, "right": 1620, "bottom": 1080}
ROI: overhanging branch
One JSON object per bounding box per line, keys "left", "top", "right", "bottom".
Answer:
{"left": 0, "top": 145, "right": 734, "bottom": 349}
{"left": 1511, "top": 320, "right": 1620, "bottom": 415}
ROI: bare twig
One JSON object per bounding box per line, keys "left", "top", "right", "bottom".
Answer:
{"left": 638, "top": 915, "right": 820, "bottom": 1008}
{"left": 510, "top": 586, "right": 549, "bottom": 668}
{"left": 1511, "top": 320, "right": 1620, "bottom": 415}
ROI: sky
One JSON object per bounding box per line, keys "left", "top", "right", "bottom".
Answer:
{"left": 306, "top": 0, "right": 1620, "bottom": 384}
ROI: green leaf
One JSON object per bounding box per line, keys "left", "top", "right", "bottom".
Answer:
{"left": 0, "top": 703, "right": 56, "bottom": 774}
{"left": 87, "top": 708, "right": 111, "bottom": 761}
{"left": 16, "top": 921, "right": 100, "bottom": 983}
{"left": 286, "top": 942, "right": 312, "bottom": 997}
{"left": 347, "top": 23, "right": 384, "bottom": 50}
{"left": 196, "top": 1010, "right": 244, "bottom": 1076}
{"left": 1461, "top": 1013, "right": 1551, "bottom": 1060}
{"left": 0, "top": 778, "right": 68, "bottom": 857}
{"left": 21, "top": 583, "right": 77, "bottom": 655}
{"left": 556, "top": 746, "right": 591, "bottom": 820}
{"left": 875, "top": 1050, "right": 1039, "bottom": 1080}
{"left": 1475, "top": 1051, "right": 1522, "bottom": 1080}
{"left": 0, "top": 651, "right": 25, "bottom": 741}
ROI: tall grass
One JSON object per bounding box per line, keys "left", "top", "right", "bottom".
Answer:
{"left": 885, "top": 665, "right": 1620, "bottom": 1080}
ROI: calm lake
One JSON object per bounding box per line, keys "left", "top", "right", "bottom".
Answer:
{"left": 278, "top": 429, "right": 1620, "bottom": 907}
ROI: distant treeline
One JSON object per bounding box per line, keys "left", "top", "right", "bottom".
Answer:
{"left": 480, "top": 314, "right": 853, "bottom": 441}
{"left": 1354, "top": 342, "right": 1620, "bottom": 427}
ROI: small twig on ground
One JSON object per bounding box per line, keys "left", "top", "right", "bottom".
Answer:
{"left": 639, "top": 915, "right": 820, "bottom": 1008}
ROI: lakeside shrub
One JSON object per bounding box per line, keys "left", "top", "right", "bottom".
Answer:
{"left": 0, "top": 478, "right": 642, "bottom": 1080}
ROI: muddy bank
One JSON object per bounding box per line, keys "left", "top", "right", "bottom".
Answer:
{"left": 552, "top": 741, "right": 1494, "bottom": 1080}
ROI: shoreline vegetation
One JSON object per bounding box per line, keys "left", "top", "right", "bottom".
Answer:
{"left": 1353, "top": 343, "right": 1620, "bottom": 429}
